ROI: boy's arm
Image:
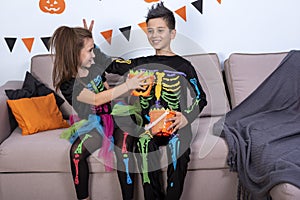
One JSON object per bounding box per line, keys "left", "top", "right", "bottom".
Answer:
{"left": 105, "top": 58, "right": 136, "bottom": 75}
{"left": 167, "top": 62, "right": 207, "bottom": 133}
{"left": 182, "top": 63, "right": 207, "bottom": 124}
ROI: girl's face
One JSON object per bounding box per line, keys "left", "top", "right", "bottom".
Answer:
{"left": 80, "top": 38, "right": 95, "bottom": 68}
{"left": 147, "top": 18, "right": 176, "bottom": 55}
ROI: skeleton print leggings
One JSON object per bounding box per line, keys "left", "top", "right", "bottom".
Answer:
{"left": 69, "top": 128, "right": 137, "bottom": 200}
{"left": 69, "top": 130, "right": 102, "bottom": 200}
{"left": 136, "top": 130, "right": 192, "bottom": 200}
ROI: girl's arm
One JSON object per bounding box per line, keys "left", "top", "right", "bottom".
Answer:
{"left": 104, "top": 81, "right": 110, "bottom": 90}
{"left": 77, "top": 73, "right": 148, "bottom": 106}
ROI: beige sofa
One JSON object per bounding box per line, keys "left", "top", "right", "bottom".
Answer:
{"left": 0, "top": 52, "right": 299, "bottom": 200}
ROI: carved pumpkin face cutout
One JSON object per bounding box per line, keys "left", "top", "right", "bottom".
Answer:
{"left": 129, "top": 70, "right": 154, "bottom": 97}
{"left": 39, "top": 0, "right": 66, "bottom": 14}
{"left": 144, "top": 0, "right": 160, "bottom": 3}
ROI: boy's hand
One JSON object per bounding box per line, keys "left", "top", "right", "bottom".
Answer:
{"left": 166, "top": 111, "right": 188, "bottom": 133}
{"left": 83, "top": 19, "right": 94, "bottom": 31}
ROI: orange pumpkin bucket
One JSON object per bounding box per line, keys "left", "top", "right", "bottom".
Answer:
{"left": 148, "top": 109, "right": 175, "bottom": 136}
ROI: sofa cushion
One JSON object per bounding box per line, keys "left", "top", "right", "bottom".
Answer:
{"left": 189, "top": 117, "right": 229, "bottom": 169}
{"left": 224, "top": 52, "right": 288, "bottom": 108}
{"left": 158, "top": 117, "right": 229, "bottom": 170}
{"left": 0, "top": 126, "right": 117, "bottom": 173}
{"left": 7, "top": 93, "right": 69, "bottom": 135}
{"left": 0, "top": 117, "right": 229, "bottom": 173}
{"left": 30, "top": 54, "right": 74, "bottom": 118}
{"left": 0, "top": 81, "right": 23, "bottom": 142}
{"left": 184, "top": 54, "right": 230, "bottom": 117}
{"left": 270, "top": 183, "right": 300, "bottom": 200}
{"left": 0, "top": 127, "right": 71, "bottom": 172}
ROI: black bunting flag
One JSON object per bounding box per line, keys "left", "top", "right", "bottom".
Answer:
{"left": 4, "top": 37, "right": 17, "bottom": 52}
{"left": 191, "top": 0, "right": 203, "bottom": 14}
{"left": 41, "top": 37, "right": 51, "bottom": 51}
{"left": 119, "top": 26, "right": 132, "bottom": 41}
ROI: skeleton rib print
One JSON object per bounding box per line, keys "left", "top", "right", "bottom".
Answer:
{"left": 135, "top": 69, "right": 186, "bottom": 111}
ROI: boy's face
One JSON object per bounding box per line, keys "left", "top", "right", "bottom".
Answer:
{"left": 147, "top": 18, "right": 176, "bottom": 55}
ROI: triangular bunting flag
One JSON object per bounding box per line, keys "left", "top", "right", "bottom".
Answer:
{"left": 138, "top": 22, "right": 148, "bottom": 34}
{"left": 119, "top": 26, "right": 131, "bottom": 41}
{"left": 101, "top": 30, "right": 113, "bottom": 45}
{"left": 4, "top": 37, "right": 17, "bottom": 52}
{"left": 41, "top": 37, "right": 51, "bottom": 51}
{"left": 191, "top": 0, "right": 203, "bottom": 14}
{"left": 22, "top": 38, "right": 34, "bottom": 53}
{"left": 217, "top": 0, "right": 222, "bottom": 4}
{"left": 175, "top": 6, "right": 187, "bottom": 21}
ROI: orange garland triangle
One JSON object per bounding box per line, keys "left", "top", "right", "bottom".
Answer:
{"left": 100, "top": 29, "right": 113, "bottom": 45}
{"left": 22, "top": 38, "right": 34, "bottom": 53}
{"left": 175, "top": 6, "right": 187, "bottom": 21}
{"left": 217, "top": 0, "right": 222, "bottom": 4}
{"left": 138, "top": 22, "right": 148, "bottom": 34}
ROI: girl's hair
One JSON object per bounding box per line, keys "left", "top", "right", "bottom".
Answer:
{"left": 146, "top": 2, "right": 175, "bottom": 30}
{"left": 49, "top": 26, "right": 93, "bottom": 91}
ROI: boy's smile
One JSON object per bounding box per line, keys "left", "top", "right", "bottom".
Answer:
{"left": 147, "top": 18, "right": 176, "bottom": 55}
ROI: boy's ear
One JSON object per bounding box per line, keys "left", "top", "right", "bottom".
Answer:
{"left": 171, "top": 29, "right": 176, "bottom": 39}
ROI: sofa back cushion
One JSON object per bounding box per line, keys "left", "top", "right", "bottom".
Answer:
{"left": 224, "top": 52, "right": 288, "bottom": 108}
{"left": 30, "top": 54, "right": 73, "bottom": 118}
{"left": 30, "top": 53, "right": 230, "bottom": 118}
{"left": 183, "top": 53, "right": 230, "bottom": 117}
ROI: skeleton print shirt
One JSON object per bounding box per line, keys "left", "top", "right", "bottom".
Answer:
{"left": 106, "top": 55, "right": 207, "bottom": 126}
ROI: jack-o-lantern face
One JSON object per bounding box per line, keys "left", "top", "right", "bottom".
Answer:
{"left": 144, "top": 0, "right": 160, "bottom": 3}
{"left": 39, "top": 0, "right": 66, "bottom": 14}
{"left": 129, "top": 70, "right": 154, "bottom": 97}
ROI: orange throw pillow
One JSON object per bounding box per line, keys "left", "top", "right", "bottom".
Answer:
{"left": 7, "top": 93, "right": 70, "bottom": 135}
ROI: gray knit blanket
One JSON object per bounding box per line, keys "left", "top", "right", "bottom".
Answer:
{"left": 214, "top": 50, "right": 300, "bottom": 199}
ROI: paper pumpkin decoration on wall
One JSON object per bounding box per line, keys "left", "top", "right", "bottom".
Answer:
{"left": 39, "top": 0, "right": 66, "bottom": 14}
{"left": 144, "top": 0, "right": 160, "bottom": 3}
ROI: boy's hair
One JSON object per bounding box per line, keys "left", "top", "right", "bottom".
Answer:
{"left": 146, "top": 2, "right": 175, "bottom": 30}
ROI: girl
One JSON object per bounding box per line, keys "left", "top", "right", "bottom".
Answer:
{"left": 50, "top": 26, "right": 147, "bottom": 200}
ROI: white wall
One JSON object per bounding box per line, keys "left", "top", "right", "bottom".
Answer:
{"left": 1, "top": 0, "right": 300, "bottom": 85}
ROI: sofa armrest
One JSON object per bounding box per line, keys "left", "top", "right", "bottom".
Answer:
{"left": 0, "top": 81, "right": 23, "bottom": 144}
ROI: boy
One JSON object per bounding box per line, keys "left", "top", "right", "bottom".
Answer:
{"left": 107, "top": 2, "right": 207, "bottom": 200}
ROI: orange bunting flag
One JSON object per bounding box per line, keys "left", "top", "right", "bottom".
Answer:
{"left": 100, "top": 30, "right": 113, "bottom": 45}
{"left": 22, "top": 38, "right": 34, "bottom": 53}
{"left": 175, "top": 6, "right": 187, "bottom": 21}
{"left": 217, "top": 0, "right": 222, "bottom": 4}
{"left": 138, "top": 22, "right": 148, "bottom": 34}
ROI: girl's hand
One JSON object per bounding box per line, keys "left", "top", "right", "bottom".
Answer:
{"left": 83, "top": 19, "right": 94, "bottom": 31}
{"left": 166, "top": 111, "right": 188, "bottom": 133}
{"left": 125, "top": 72, "right": 151, "bottom": 90}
